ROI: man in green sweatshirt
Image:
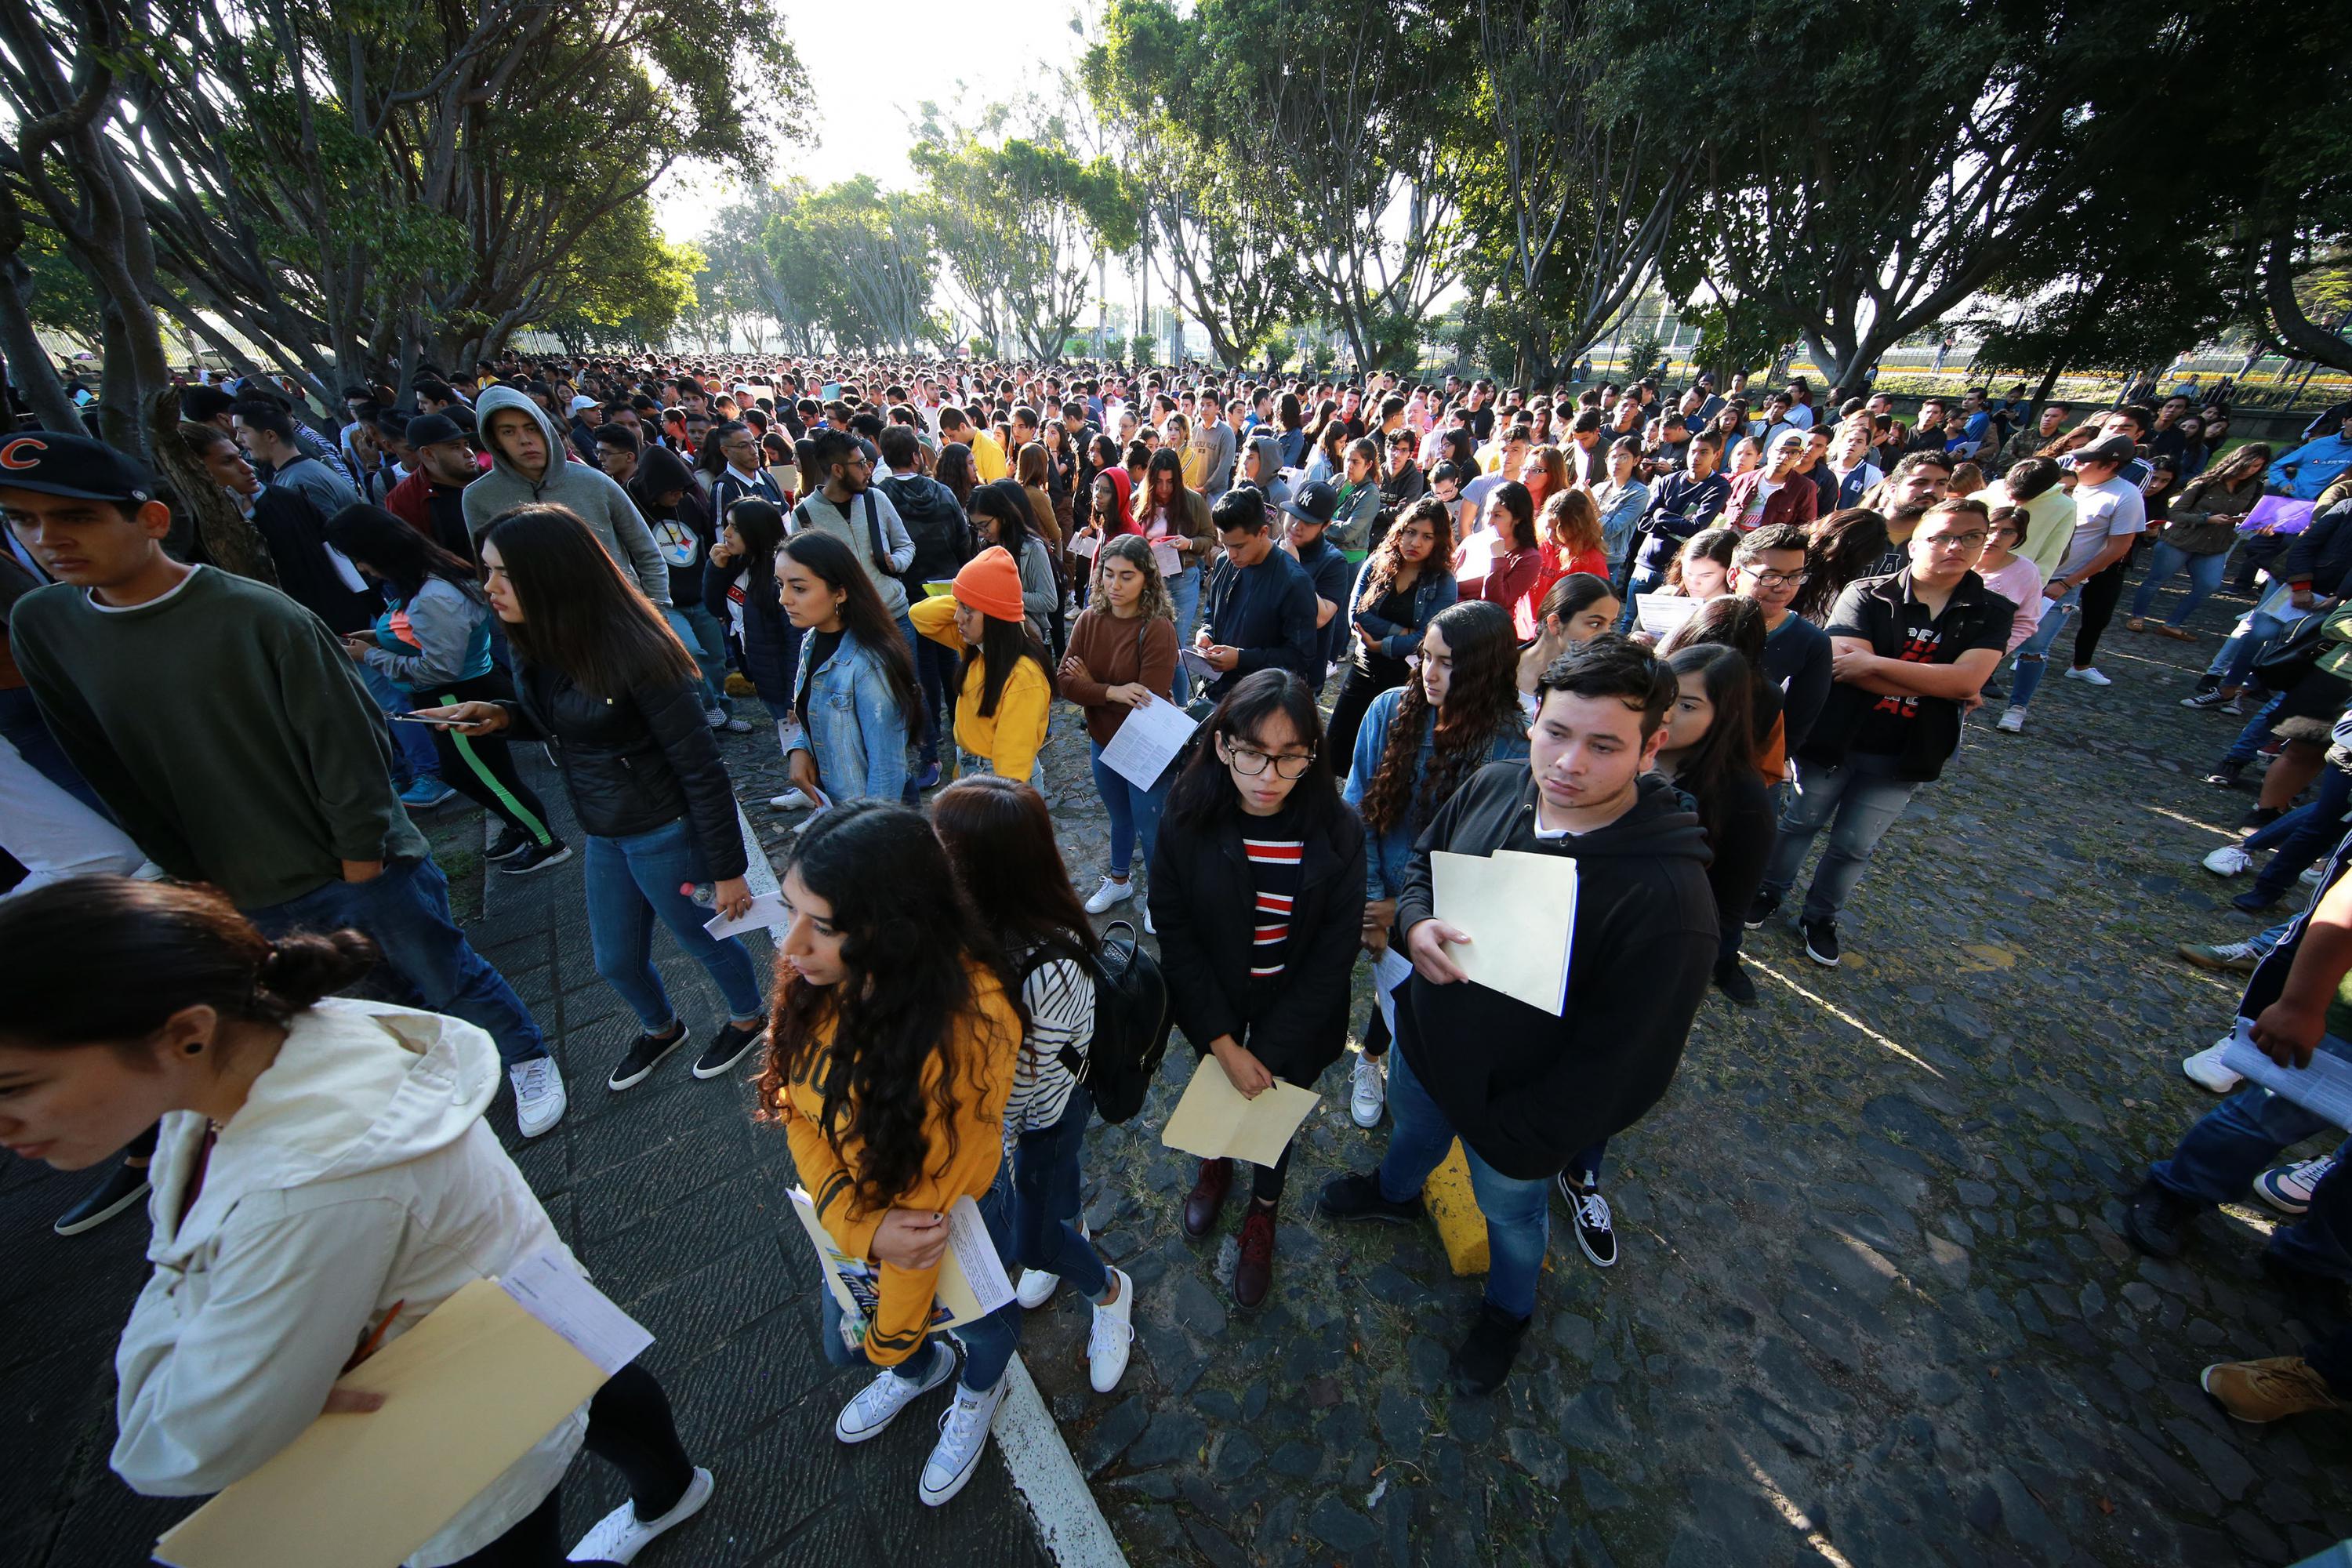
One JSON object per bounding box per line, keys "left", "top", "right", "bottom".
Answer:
{"left": 2, "top": 434, "right": 567, "bottom": 1140}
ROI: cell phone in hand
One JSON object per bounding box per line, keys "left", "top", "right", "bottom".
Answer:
{"left": 388, "top": 713, "right": 453, "bottom": 725}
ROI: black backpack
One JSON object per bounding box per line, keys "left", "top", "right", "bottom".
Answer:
{"left": 1023, "top": 921, "right": 1172, "bottom": 1125}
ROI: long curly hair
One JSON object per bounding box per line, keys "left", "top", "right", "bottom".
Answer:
{"left": 1792, "top": 506, "right": 1890, "bottom": 622}
{"left": 757, "top": 803, "right": 1021, "bottom": 1215}
{"left": 1092, "top": 532, "right": 1175, "bottom": 627}
{"left": 1355, "top": 495, "right": 1454, "bottom": 612}
{"left": 1359, "top": 600, "right": 1524, "bottom": 837}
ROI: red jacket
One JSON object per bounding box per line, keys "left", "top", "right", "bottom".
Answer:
{"left": 1723, "top": 467, "right": 1820, "bottom": 532}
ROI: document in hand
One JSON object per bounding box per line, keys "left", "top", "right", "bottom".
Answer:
{"left": 1634, "top": 593, "right": 1701, "bottom": 640}
{"left": 789, "top": 1189, "right": 1014, "bottom": 1338}
{"left": 702, "top": 891, "right": 790, "bottom": 940}
{"left": 1430, "top": 848, "right": 1578, "bottom": 1015}
{"left": 1151, "top": 539, "right": 1184, "bottom": 579}
{"left": 1160, "top": 1054, "right": 1320, "bottom": 1167}
{"left": 152, "top": 1252, "right": 648, "bottom": 1568}
{"left": 2220, "top": 1022, "right": 2352, "bottom": 1132}
{"left": 1069, "top": 532, "right": 1102, "bottom": 560}
{"left": 1176, "top": 646, "right": 1221, "bottom": 681}
{"left": 1098, "top": 694, "right": 1199, "bottom": 790}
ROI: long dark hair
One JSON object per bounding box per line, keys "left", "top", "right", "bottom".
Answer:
{"left": 757, "top": 804, "right": 1019, "bottom": 1214}
{"left": 1660, "top": 644, "right": 1761, "bottom": 848}
{"left": 483, "top": 503, "right": 697, "bottom": 696}
{"left": 929, "top": 776, "right": 1100, "bottom": 971}
{"left": 970, "top": 478, "right": 1033, "bottom": 557}
{"left": 1793, "top": 506, "right": 1890, "bottom": 622}
{"left": 1164, "top": 668, "right": 1339, "bottom": 833}
{"left": 0, "top": 877, "right": 378, "bottom": 1047}
{"left": 324, "top": 503, "right": 481, "bottom": 604}
{"left": 1487, "top": 480, "right": 1536, "bottom": 552}
{"left": 1356, "top": 495, "right": 1454, "bottom": 612}
{"left": 778, "top": 532, "right": 924, "bottom": 729}
{"left": 935, "top": 442, "right": 978, "bottom": 508}
{"left": 967, "top": 611, "right": 1055, "bottom": 720}
{"left": 1359, "top": 600, "right": 1523, "bottom": 837}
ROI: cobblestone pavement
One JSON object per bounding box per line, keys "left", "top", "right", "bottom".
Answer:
{"left": 10, "top": 564, "right": 2352, "bottom": 1566}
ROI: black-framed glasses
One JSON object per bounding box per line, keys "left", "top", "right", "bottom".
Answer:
{"left": 1224, "top": 742, "right": 1316, "bottom": 779}
{"left": 1739, "top": 565, "right": 1809, "bottom": 587}
{"left": 1924, "top": 530, "right": 1989, "bottom": 552}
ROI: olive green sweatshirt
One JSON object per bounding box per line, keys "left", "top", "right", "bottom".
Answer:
{"left": 9, "top": 566, "right": 427, "bottom": 908}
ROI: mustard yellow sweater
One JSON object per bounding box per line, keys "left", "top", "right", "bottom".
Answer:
{"left": 910, "top": 593, "right": 1053, "bottom": 781}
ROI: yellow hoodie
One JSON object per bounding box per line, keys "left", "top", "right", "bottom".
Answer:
{"left": 910, "top": 593, "right": 1054, "bottom": 781}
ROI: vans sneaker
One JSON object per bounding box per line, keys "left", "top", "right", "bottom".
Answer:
{"left": 608, "top": 1022, "right": 688, "bottom": 1091}
{"left": 1560, "top": 1175, "right": 1617, "bottom": 1267}
{"left": 567, "top": 1466, "right": 714, "bottom": 1563}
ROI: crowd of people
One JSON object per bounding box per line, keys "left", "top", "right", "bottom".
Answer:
{"left": 7, "top": 346, "right": 2352, "bottom": 1563}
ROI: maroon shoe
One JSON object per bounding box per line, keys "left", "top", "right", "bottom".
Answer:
{"left": 1182, "top": 1158, "right": 1232, "bottom": 1239}
{"left": 1234, "top": 1202, "right": 1277, "bottom": 1309}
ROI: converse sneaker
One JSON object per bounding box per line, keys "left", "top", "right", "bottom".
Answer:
{"left": 1087, "top": 1269, "right": 1135, "bottom": 1393}
{"left": 2176, "top": 938, "right": 2263, "bottom": 974}
{"left": 1083, "top": 875, "right": 1135, "bottom": 915}
{"left": 835, "top": 1341, "right": 956, "bottom": 1443}
{"left": 1560, "top": 1175, "right": 1617, "bottom": 1267}
{"left": 2181, "top": 1040, "right": 2246, "bottom": 1094}
{"left": 566, "top": 1466, "right": 714, "bottom": 1563}
{"left": 920, "top": 1374, "right": 1008, "bottom": 1506}
{"left": 1995, "top": 706, "right": 2027, "bottom": 733}
{"left": 608, "top": 1022, "right": 688, "bottom": 1091}
{"left": 1348, "top": 1051, "right": 1386, "bottom": 1127}
{"left": 691, "top": 1018, "right": 766, "bottom": 1080}
{"left": 2256, "top": 1153, "right": 2339, "bottom": 1217}
{"left": 2181, "top": 686, "right": 2233, "bottom": 710}
{"left": 2222, "top": 693, "right": 2252, "bottom": 717}
{"left": 2202, "top": 844, "right": 2255, "bottom": 877}
{"left": 510, "top": 1055, "right": 568, "bottom": 1138}
{"left": 1014, "top": 1221, "right": 1087, "bottom": 1308}
{"left": 2062, "top": 665, "right": 2113, "bottom": 687}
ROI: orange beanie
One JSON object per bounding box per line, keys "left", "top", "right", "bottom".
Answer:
{"left": 953, "top": 546, "right": 1026, "bottom": 623}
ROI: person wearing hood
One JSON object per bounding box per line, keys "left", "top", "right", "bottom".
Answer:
{"left": 1240, "top": 430, "right": 1290, "bottom": 514}
{"left": 462, "top": 386, "right": 672, "bottom": 608}
{"left": 1319, "top": 635, "right": 1716, "bottom": 1398}
{"left": 0, "top": 877, "right": 713, "bottom": 1566}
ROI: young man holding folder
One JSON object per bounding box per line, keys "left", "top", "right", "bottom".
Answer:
{"left": 1319, "top": 637, "right": 1718, "bottom": 1395}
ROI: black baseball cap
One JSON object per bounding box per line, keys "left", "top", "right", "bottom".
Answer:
{"left": 0, "top": 432, "right": 156, "bottom": 503}
{"left": 405, "top": 413, "right": 467, "bottom": 448}
{"left": 1283, "top": 480, "right": 1339, "bottom": 527}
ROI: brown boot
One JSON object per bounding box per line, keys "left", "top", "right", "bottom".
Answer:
{"left": 2201, "top": 1356, "right": 2346, "bottom": 1423}
{"left": 1182, "top": 1158, "right": 1232, "bottom": 1239}
{"left": 1233, "top": 1200, "right": 1277, "bottom": 1308}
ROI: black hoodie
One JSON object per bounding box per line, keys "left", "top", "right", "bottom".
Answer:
{"left": 1394, "top": 763, "right": 1718, "bottom": 1180}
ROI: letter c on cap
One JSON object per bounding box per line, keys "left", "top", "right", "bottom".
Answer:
{"left": 0, "top": 437, "right": 46, "bottom": 469}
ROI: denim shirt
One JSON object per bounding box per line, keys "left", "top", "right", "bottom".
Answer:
{"left": 1341, "top": 684, "right": 1530, "bottom": 900}
{"left": 785, "top": 627, "right": 910, "bottom": 803}
{"left": 1347, "top": 560, "right": 1461, "bottom": 661}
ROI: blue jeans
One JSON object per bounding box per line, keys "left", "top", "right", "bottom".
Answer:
{"left": 2129, "top": 543, "right": 2230, "bottom": 628}
{"left": 661, "top": 609, "right": 725, "bottom": 713}
{"left": 582, "top": 819, "right": 764, "bottom": 1030}
{"left": 913, "top": 637, "right": 958, "bottom": 768}
{"left": 672, "top": 602, "right": 736, "bottom": 716}
{"left": 2152, "top": 1033, "right": 2352, "bottom": 1282}
{"left": 0, "top": 685, "right": 107, "bottom": 815}
{"left": 2247, "top": 776, "right": 2352, "bottom": 902}
{"left": 2209, "top": 607, "right": 2292, "bottom": 691}
{"left": 817, "top": 1176, "right": 1022, "bottom": 1392}
{"left": 2006, "top": 583, "right": 2081, "bottom": 710}
{"left": 248, "top": 855, "right": 546, "bottom": 1067}
{"left": 2223, "top": 691, "right": 2290, "bottom": 766}
{"left": 356, "top": 662, "right": 440, "bottom": 787}
{"left": 1759, "top": 752, "right": 1922, "bottom": 923}
{"left": 1012, "top": 1087, "right": 1109, "bottom": 1300}
{"left": 1376, "top": 1046, "right": 1551, "bottom": 1319}
{"left": 1088, "top": 738, "right": 1172, "bottom": 879}
{"left": 1168, "top": 567, "right": 1200, "bottom": 703}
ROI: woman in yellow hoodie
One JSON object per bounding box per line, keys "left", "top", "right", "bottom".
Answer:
{"left": 909, "top": 545, "right": 1056, "bottom": 783}
{"left": 760, "top": 801, "right": 1024, "bottom": 1507}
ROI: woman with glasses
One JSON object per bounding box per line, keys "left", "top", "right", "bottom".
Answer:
{"left": 1149, "top": 670, "right": 1366, "bottom": 1309}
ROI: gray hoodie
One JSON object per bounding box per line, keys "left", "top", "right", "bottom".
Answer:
{"left": 1246, "top": 432, "right": 1291, "bottom": 512}
{"left": 461, "top": 386, "right": 670, "bottom": 604}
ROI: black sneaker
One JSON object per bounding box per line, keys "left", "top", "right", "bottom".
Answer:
{"left": 1980, "top": 682, "right": 2006, "bottom": 703}
{"left": 1744, "top": 888, "right": 1782, "bottom": 931}
{"left": 1449, "top": 1301, "right": 1532, "bottom": 1396}
{"left": 1559, "top": 1174, "right": 1618, "bottom": 1267}
{"left": 2205, "top": 759, "right": 2245, "bottom": 789}
{"left": 1316, "top": 1169, "right": 1421, "bottom": 1225}
{"left": 53, "top": 1160, "right": 151, "bottom": 1236}
{"left": 2182, "top": 683, "right": 2229, "bottom": 710}
{"left": 1801, "top": 916, "right": 1841, "bottom": 967}
{"left": 1712, "top": 954, "right": 1759, "bottom": 1007}
{"left": 2122, "top": 1176, "right": 2197, "bottom": 1260}
{"left": 2238, "top": 806, "right": 2284, "bottom": 834}
{"left": 608, "top": 1022, "right": 688, "bottom": 1091}
{"left": 498, "top": 839, "right": 573, "bottom": 876}
{"left": 486, "top": 826, "right": 532, "bottom": 862}
{"left": 691, "top": 1018, "right": 767, "bottom": 1080}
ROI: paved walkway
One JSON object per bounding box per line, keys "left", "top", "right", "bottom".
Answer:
{"left": 13, "top": 563, "right": 2352, "bottom": 1565}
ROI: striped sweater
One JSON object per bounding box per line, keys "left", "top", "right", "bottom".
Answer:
{"left": 1006, "top": 946, "right": 1097, "bottom": 1133}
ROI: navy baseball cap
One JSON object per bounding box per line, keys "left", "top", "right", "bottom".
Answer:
{"left": 1283, "top": 480, "right": 1340, "bottom": 526}
{"left": 0, "top": 432, "right": 156, "bottom": 503}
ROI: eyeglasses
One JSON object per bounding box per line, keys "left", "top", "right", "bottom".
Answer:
{"left": 1739, "top": 565, "right": 1809, "bottom": 587}
{"left": 1922, "top": 531, "right": 1989, "bottom": 552}
{"left": 1224, "top": 742, "right": 1316, "bottom": 779}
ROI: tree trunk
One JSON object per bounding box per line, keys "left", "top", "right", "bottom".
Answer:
{"left": 0, "top": 260, "right": 88, "bottom": 433}
{"left": 2261, "top": 235, "right": 2352, "bottom": 375}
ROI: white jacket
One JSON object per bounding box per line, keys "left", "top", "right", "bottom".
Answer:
{"left": 113, "top": 998, "right": 587, "bottom": 1566}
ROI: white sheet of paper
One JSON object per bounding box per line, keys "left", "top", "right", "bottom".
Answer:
{"left": 1069, "top": 532, "right": 1102, "bottom": 560}
{"left": 1160, "top": 1054, "right": 1320, "bottom": 1167}
{"left": 1098, "top": 694, "right": 1199, "bottom": 790}
{"left": 1634, "top": 593, "right": 1701, "bottom": 639}
{"left": 2220, "top": 1024, "right": 2352, "bottom": 1132}
{"left": 1177, "top": 645, "right": 1220, "bottom": 680}
{"left": 939, "top": 1195, "right": 1016, "bottom": 1319}
{"left": 1430, "top": 848, "right": 1578, "bottom": 1015}
{"left": 1152, "top": 539, "right": 1184, "bottom": 579}
{"left": 703, "top": 891, "right": 789, "bottom": 939}
{"left": 1370, "top": 946, "right": 1414, "bottom": 1034}
{"left": 496, "top": 1249, "right": 652, "bottom": 1377}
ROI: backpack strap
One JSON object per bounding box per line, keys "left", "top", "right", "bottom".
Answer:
{"left": 862, "top": 490, "right": 886, "bottom": 571}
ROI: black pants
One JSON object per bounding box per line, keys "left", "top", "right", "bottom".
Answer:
{"left": 416, "top": 669, "right": 557, "bottom": 846}
{"left": 449, "top": 1363, "right": 692, "bottom": 1566}
{"left": 2071, "top": 558, "right": 2129, "bottom": 669}
{"left": 1325, "top": 655, "right": 1410, "bottom": 779}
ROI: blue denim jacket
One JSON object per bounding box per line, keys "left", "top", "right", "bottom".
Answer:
{"left": 786, "top": 628, "right": 910, "bottom": 802}
{"left": 1347, "top": 560, "right": 1461, "bottom": 661}
{"left": 1341, "top": 684, "right": 1530, "bottom": 899}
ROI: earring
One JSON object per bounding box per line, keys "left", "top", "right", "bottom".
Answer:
{"left": 184, "top": 1041, "right": 204, "bottom": 1055}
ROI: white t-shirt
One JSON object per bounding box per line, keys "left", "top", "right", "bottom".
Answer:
{"left": 2056, "top": 475, "right": 2147, "bottom": 581}
{"left": 1740, "top": 477, "right": 1784, "bottom": 528}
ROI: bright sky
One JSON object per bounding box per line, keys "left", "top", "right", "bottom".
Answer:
{"left": 651, "top": 1, "right": 1090, "bottom": 244}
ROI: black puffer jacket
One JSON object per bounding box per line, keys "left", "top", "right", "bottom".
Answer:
{"left": 702, "top": 553, "right": 798, "bottom": 708}
{"left": 499, "top": 664, "right": 748, "bottom": 877}
{"left": 2277, "top": 499, "right": 2352, "bottom": 597}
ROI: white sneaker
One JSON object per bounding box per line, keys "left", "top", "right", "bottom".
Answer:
{"left": 2303, "top": 864, "right": 2325, "bottom": 887}
{"left": 1349, "top": 1051, "right": 1386, "bottom": 1127}
{"left": 769, "top": 788, "right": 815, "bottom": 811}
{"left": 1143, "top": 904, "right": 1156, "bottom": 936}
{"left": 2203, "top": 844, "right": 2255, "bottom": 877}
{"left": 920, "top": 1374, "right": 1007, "bottom": 1506}
{"left": 567, "top": 1466, "right": 713, "bottom": 1563}
{"left": 2181, "top": 1040, "right": 2245, "bottom": 1094}
{"left": 1087, "top": 1269, "right": 1134, "bottom": 1393}
{"left": 1083, "top": 875, "right": 1135, "bottom": 915}
{"left": 1014, "top": 1221, "right": 1088, "bottom": 1308}
{"left": 1995, "top": 706, "right": 2026, "bottom": 732}
{"left": 835, "top": 1341, "right": 954, "bottom": 1443}
{"left": 2256, "top": 1153, "right": 2340, "bottom": 1216}
{"left": 510, "top": 1056, "right": 567, "bottom": 1138}
{"left": 704, "top": 706, "right": 728, "bottom": 728}
{"left": 2063, "top": 666, "right": 2113, "bottom": 687}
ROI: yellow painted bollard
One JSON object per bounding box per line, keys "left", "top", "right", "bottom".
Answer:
{"left": 1424, "top": 1138, "right": 1490, "bottom": 1276}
